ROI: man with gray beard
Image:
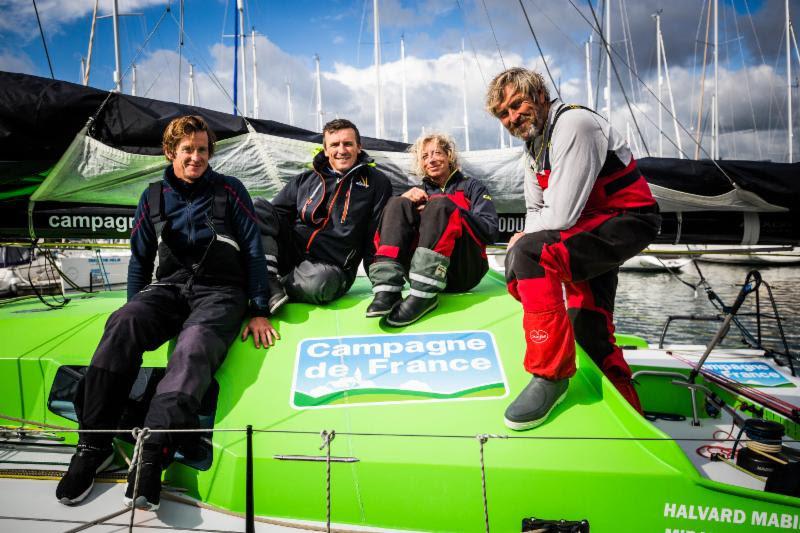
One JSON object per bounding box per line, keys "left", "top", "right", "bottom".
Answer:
{"left": 485, "top": 67, "right": 661, "bottom": 430}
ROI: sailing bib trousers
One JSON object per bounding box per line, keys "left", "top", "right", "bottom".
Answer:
{"left": 505, "top": 206, "right": 660, "bottom": 412}
{"left": 76, "top": 283, "right": 247, "bottom": 451}
{"left": 369, "top": 194, "right": 488, "bottom": 299}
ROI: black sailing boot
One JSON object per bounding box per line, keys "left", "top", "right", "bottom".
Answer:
{"left": 267, "top": 275, "right": 288, "bottom": 315}
{"left": 385, "top": 295, "right": 439, "bottom": 326}
{"left": 366, "top": 291, "right": 402, "bottom": 317}
{"left": 123, "top": 444, "right": 164, "bottom": 511}
{"left": 56, "top": 441, "right": 115, "bottom": 505}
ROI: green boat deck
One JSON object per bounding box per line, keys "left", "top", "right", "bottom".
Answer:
{"left": 1, "top": 271, "right": 798, "bottom": 532}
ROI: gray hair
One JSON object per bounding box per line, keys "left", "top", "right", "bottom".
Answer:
{"left": 485, "top": 67, "right": 550, "bottom": 116}
{"left": 408, "top": 133, "right": 460, "bottom": 178}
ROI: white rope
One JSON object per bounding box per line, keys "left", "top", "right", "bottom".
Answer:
{"left": 127, "top": 427, "right": 151, "bottom": 531}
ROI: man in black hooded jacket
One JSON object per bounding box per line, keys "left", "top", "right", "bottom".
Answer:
{"left": 255, "top": 119, "right": 393, "bottom": 307}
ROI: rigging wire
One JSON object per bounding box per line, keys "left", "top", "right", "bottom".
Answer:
{"left": 31, "top": 0, "right": 54, "bottom": 79}
{"left": 455, "top": 0, "right": 487, "bottom": 87}
{"left": 89, "top": 6, "right": 172, "bottom": 124}
{"left": 593, "top": 0, "right": 606, "bottom": 110}
{"left": 582, "top": 0, "right": 648, "bottom": 154}
{"left": 480, "top": 0, "right": 506, "bottom": 69}
{"left": 517, "top": 0, "right": 561, "bottom": 100}
{"left": 689, "top": 0, "right": 708, "bottom": 144}
{"left": 568, "top": 0, "right": 742, "bottom": 189}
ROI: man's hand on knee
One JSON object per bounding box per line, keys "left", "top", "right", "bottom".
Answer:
{"left": 508, "top": 231, "right": 525, "bottom": 250}
{"left": 241, "top": 316, "right": 280, "bottom": 349}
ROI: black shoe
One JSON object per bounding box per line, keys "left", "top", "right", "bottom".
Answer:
{"left": 385, "top": 295, "right": 438, "bottom": 326}
{"left": 366, "top": 291, "right": 402, "bottom": 317}
{"left": 504, "top": 376, "right": 569, "bottom": 431}
{"left": 123, "top": 459, "right": 162, "bottom": 511}
{"left": 267, "top": 276, "right": 288, "bottom": 315}
{"left": 56, "top": 442, "right": 114, "bottom": 505}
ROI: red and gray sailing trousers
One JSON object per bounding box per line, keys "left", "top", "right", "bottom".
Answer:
{"left": 369, "top": 195, "right": 488, "bottom": 298}
{"left": 505, "top": 206, "right": 660, "bottom": 411}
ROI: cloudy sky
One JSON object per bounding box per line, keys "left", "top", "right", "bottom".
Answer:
{"left": 2, "top": 0, "right": 797, "bottom": 161}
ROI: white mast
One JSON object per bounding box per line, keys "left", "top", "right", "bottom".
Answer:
{"left": 499, "top": 122, "right": 506, "bottom": 149}
{"left": 659, "top": 20, "right": 684, "bottom": 158}
{"left": 83, "top": 0, "right": 98, "bottom": 86}
{"left": 80, "top": 58, "right": 86, "bottom": 86}
{"left": 237, "top": 0, "right": 248, "bottom": 117}
{"left": 787, "top": 0, "right": 793, "bottom": 163}
{"left": 252, "top": 28, "right": 259, "bottom": 119}
{"left": 373, "top": 0, "right": 383, "bottom": 138}
{"left": 461, "top": 39, "right": 470, "bottom": 151}
{"left": 286, "top": 81, "right": 294, "bottom": 126}
{"left": 655, "top": 11, "right": 663, "bottom": 157}
{"left": 178, "top": 0, "right": 183, "bottom": 103}
{"left": 315, "top": 54, "right": 323, "bottom": 131}
{"left": 131, "top": 64, "right": 137, "bottom": 96}
{"left": 112, "top": 0, "right": 122, "bottom": 92}
{"left": 604, "top": 0, "right": 611, "bottom": 123}
{"left": 713, "top": 0, "right": 719, "bottom": 159}
{"left": 585, "top": 34, "right": 594, "bottom": 108}
{"left": 188, "top": 64, "right": 195, "bottom": 106}
{"left": 401, "top": 34, "right": 408, "bottom": 143}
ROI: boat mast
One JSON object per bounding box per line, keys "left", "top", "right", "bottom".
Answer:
{"left": 694, "top": 0, "right": 712, "bottom": 160}
{"left": 585, "top": 34, "right": 594, "bottom": 108}
{"left": 286, "top": 81, "right": 294, "bottom": 126}
{"left": 461, "top": 39, "right": 470, "bottom": 151}
{"left": 659, "top": 15, "right": 683, "bottom": 158}
{"left": 788, "top": 0, "right": 793, "bottom": 163}
{"left": 188, "top": 64, "right": 195, "bottom": 106}
{"left": 401, "top": 34, "right": 408, "bottom": 143}
{"left": 713, "top": 0, "right": 718, "bottom": 159}
{"left": 83, "top": 0, "right": 98, "bottom": 86}
{"left": 238, "top": 0, "right": 248, "bottom": 117}
{"left": 178, "top": 0, "right": 183, "bottom": 103}
{"left": 315, "top": 54, "right": 323, "bottom": 131}
{"left": 655, "top": 10, "right": 663, "bottom": 157}
{"left": 112, "top": 0, "right": 122, "bottom": 92}
{"left": 131, "top": 64, "right": 137, "bottom": 96}
{"left": 233, "top": 0, "right": 238, "bottom": 116}
{"left": 252, "top": 28, "right": 259, "bottom": 119}
{"left": 499, "top": 122, "right": 506, "bottom": 149}
{"left": 373, "top": 0, "right": 383, "bottom": 138}
{"left": 605, "top": 0, "right": 612, "bottom": 123}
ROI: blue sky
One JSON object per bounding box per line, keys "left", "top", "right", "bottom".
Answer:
{"left": 2, "top": 0, "right": 796, "bottom": 160}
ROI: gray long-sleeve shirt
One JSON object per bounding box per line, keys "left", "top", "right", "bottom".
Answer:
{"left": 523, "top": 100, "right": 634, "bottom": 233}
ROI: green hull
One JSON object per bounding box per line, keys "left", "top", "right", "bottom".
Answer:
{"left": 1, "top": 271, "right": 798, "bottom": 532}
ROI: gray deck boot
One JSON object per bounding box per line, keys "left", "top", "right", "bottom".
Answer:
{"left": 504, "top": 376, "right": 569, "bottom": 431}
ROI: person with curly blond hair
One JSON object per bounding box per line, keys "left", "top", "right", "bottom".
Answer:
{"left": 367, "top": 133, "right": 498, "bottom": 326}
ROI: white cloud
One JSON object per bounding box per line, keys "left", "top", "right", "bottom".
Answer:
{"left": 0, "top": 49, "right": 38, "bottom": 75}
{"left": 398, "top": 380, "right": 432, "bottom": 392}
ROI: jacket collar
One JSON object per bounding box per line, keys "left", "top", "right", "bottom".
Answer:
{"left": 163, "top": 165, "right": 214, "bottom": 197}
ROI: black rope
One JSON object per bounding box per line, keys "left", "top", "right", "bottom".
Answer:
{"left": 517, "top": 0, "right": 561, "bottom": 100}
{"left": 31, "top": 0, "right": 54, "bottom": 79}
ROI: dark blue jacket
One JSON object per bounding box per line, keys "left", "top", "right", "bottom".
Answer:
{"left": 271, "top": 150, "right": 393, "bottom": 274}
{"left": 128, "top": 165, "right": 269, "bottom": 314}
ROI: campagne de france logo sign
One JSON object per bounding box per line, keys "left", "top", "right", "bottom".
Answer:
{"left": 291, "top": 330, "right": 507, "bottom": 409}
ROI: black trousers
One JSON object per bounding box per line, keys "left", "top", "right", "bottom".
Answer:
{"left": 76, "top": 283, "right": 246, "bottom": 448}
